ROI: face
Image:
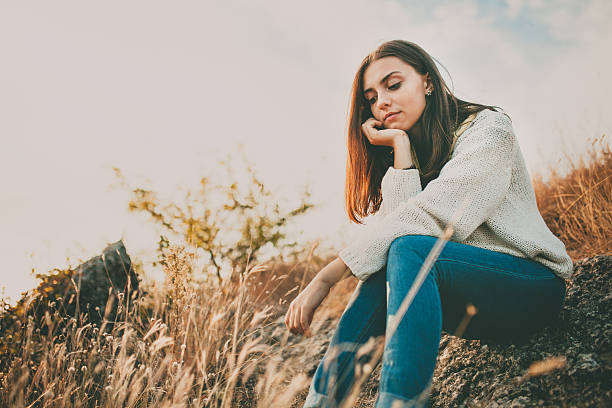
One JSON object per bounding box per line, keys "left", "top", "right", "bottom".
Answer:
{"left": 362, "top": 56, "right": 431, "bottom": 132}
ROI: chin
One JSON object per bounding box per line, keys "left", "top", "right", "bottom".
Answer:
{"left": 386, "top": 123, "right": 404, "bottom": 130}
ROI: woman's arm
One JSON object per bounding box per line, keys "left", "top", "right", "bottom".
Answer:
{"left": 285, "top": 257, "right": 352, "bottom": 336}
{"left": 393, "top": 133, "right": 415, "bottom": 169}
{"left": 313, "top": 256, "right": 352, "bottom": 288}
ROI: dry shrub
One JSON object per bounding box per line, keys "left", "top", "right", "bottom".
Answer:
{"left": 533, "top": 134, "right": 612, "bottom": 260}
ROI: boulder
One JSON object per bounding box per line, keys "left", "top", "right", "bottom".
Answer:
{"left": 17, "top": 239, "right": 139, "bottom": 327}
{"left": 71, "top": 240, "right": 140, "bottom": 323}
{"left": 281, "top": 255, "right": 611, "bottom": 407}
{"left": 0, "top": 240, "right": 140, "bottom": 373}
{"left": 426, "top": 255, "right": 611, "bottom": 407}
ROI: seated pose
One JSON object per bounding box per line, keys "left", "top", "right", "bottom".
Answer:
{"left": 284, "top": 40, "right": 573, "bottom": 408}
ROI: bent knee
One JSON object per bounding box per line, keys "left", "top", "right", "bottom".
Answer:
{"left": 388, "top": 235, "right": 438, "bottom": 260}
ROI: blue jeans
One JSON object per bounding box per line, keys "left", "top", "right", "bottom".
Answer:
{"left": 303, "top": 235, "right": 567, "bottom": 408}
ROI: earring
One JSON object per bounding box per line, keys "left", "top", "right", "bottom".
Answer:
{"left": 425, "top": 88, "right": 433, "bottom": 96}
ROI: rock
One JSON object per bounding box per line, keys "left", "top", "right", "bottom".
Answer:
{"left": 23, "top": 240, "right": 139, "bottom": 326}
{"left": 0, "top": 240, "right": 140, "bottom": 373}
{"left": 279, "top": 255, "right": 611, "bottom": 407}
{"left": 72, "top": 240, "right": 140, "bottom": 323}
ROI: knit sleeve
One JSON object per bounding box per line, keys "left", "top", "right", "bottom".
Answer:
{"left": 376, "top": 167, "right": 422, "bottom": 218}
{"left": 339, "top": 111, "right": 516, "bottom": 281}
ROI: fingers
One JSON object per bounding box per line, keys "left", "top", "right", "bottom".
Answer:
{"left": 363, "top": 117, "right": 381, "bottom": 127}
{"left": 284, "top": 301, "right": 310, "bottom": 336}
{"left": 293, "top": 304, "right": 302, "bottom": 334}
{"left": 286, "top": 304, "right": 297, "bottom": 335}
{"left": 284, "top": 302, "right": 300, "bottom": 335}
{"left": 361, "top": 118, "right": 383, "bottom": 143}
{"left": 361, "top": 118, "right": 379, "bottom": 135}
{"left": 298, "top": 307, "right": 308, "bottom": 335}
{"left": 300, "top": 309, "right": 312, "bottom": 337}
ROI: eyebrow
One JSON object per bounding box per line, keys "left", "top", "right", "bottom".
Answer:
{"left": 363, "top": 71, "right": 401, "bottom": 95}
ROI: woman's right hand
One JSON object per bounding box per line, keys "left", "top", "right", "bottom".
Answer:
{"left": 284, "top": 278, "right": 331, "bottom": 336}
{"left": 361, "top": 117, "right": 409, "bottom": 148}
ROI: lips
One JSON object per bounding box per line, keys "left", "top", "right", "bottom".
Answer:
{"left": 384, "top": 112, "right": 400, "bottom": 121}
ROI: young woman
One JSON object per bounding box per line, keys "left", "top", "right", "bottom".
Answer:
{"left": 285, "top": 40, "right": 573, "bottom": 408}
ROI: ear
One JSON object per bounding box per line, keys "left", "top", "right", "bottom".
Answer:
{"left": 424, "top": 73, "right": 434, "bottom": 93}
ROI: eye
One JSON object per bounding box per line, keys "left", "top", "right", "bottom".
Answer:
{"left": 366, "top": 82, "right": 401, "bottom": 104}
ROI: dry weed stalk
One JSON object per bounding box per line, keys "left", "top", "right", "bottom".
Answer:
{"left": 526, "top": 355, "right": 567, "bottom": 377}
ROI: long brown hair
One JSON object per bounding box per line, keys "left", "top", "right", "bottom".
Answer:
{"left": 345, "top": 40, "right": 501, "bottom": 224}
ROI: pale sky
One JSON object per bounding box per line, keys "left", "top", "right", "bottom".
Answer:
{"left": 1, "top": 0, "right": 611, "bottom": 304}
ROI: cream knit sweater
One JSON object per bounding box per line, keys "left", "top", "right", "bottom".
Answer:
{"left": 339, "top": 109, "right": 574, "bottom": 282}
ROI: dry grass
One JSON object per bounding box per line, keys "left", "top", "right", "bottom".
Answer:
{"left": 0, "top": 245, "right": 325, "bottom": 407}
{"left": 1, "top": 135, "right": 610, "bottom": 407}
{"left": 533, "top": 134, "right": 612, "bottom": 259}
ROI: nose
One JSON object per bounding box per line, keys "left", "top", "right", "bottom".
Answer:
{"left": 376, "top": 91, "right": 391, "bottom": 110}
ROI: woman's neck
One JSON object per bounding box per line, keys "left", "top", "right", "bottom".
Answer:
{"left": 407, "top": 118, "right": 423, "bottom": 140}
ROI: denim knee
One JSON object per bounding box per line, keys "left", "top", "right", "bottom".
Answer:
{"left": 388, "top": 235, "right": 438, "bottom": 261}
{"left": 387, "top": 235, "right": 441, "bottom": 281}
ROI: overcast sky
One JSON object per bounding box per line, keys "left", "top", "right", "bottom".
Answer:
{"left": 1, "top": 0, "right": 611, "bottom": 304}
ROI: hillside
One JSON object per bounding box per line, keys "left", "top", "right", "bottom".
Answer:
{"left": 1, "top": 136, "right": 610, "bottom": 407}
